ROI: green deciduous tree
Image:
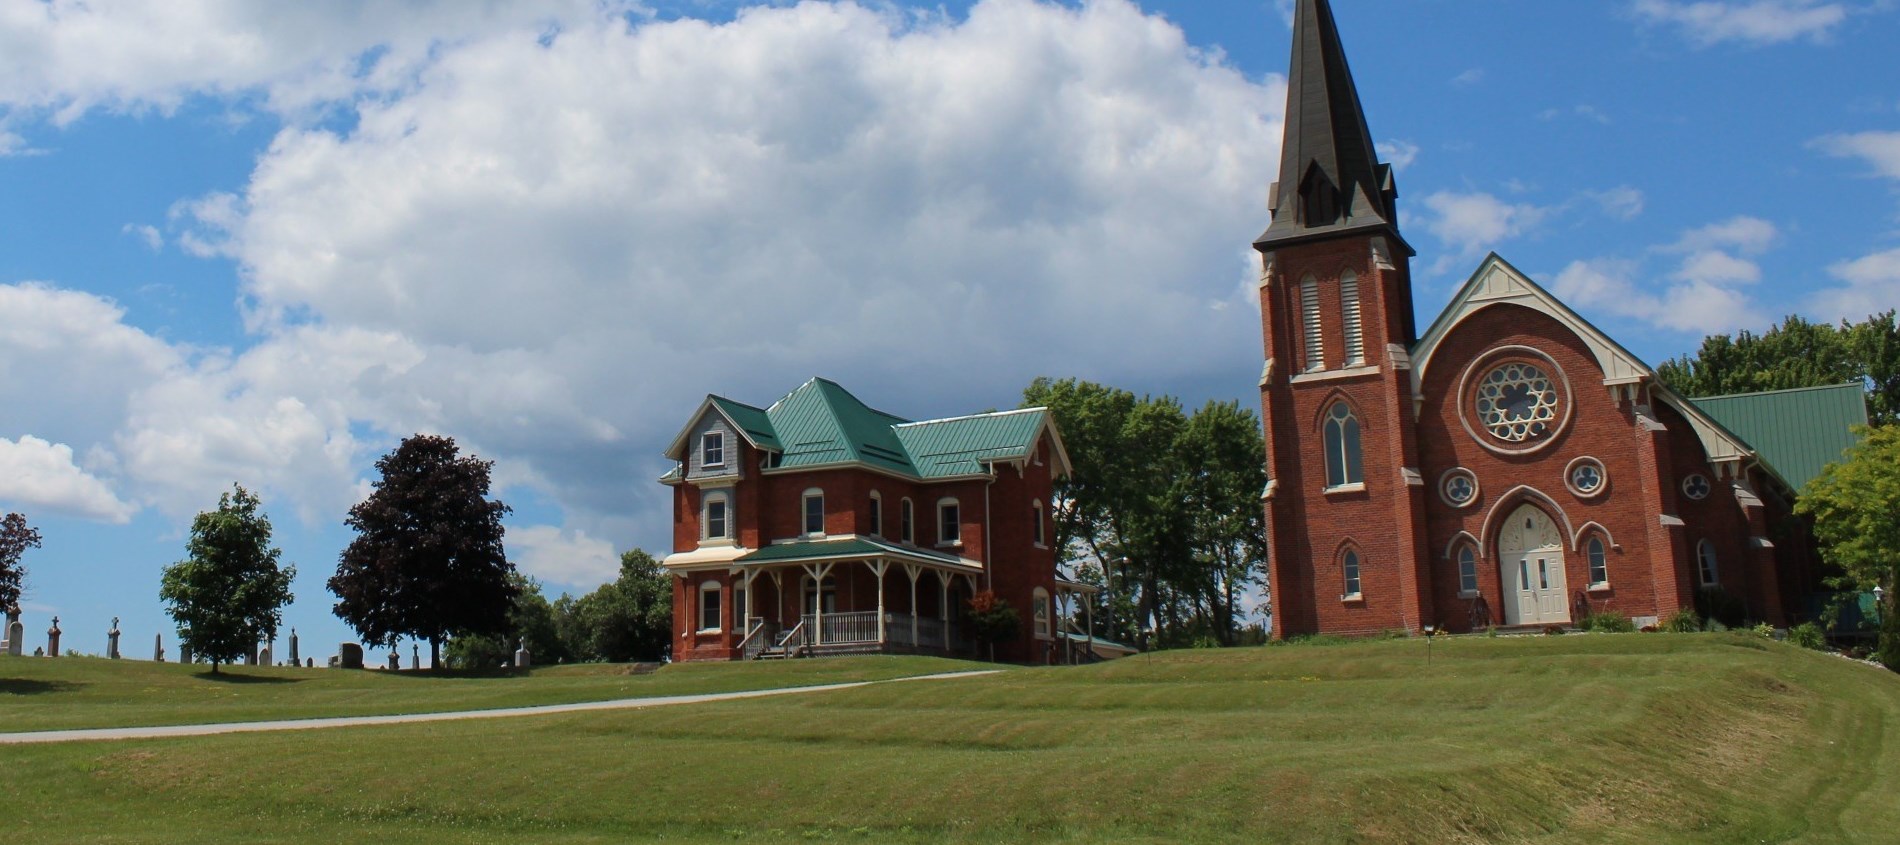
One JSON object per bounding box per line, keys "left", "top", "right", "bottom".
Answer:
{"left": 555, "top": 550, "right": 673, "bottom": 663}
{"left": 159, "top": 485, "right": 296, "bottom": 673}
{"left": 1797, "top": 424, "right": 1900, "bottom": 669}
{"left": 1178, "top": 400, "right": 1269, "bottom": 645}
{"left": 0, "top": 512, "right": 42, "bottom": 615}
{"left": 1658, "top": 311, "right": 1898, "bottom": 425}
{"left": 444, "top": 573, "right": 567, "bottom": 670}
{"left": 330, "top": 434, "right": 517, "bottom": 668}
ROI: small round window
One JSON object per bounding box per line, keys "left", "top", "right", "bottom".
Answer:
{"left": 1475, "top": 362, "right": 1560, "bottom": 443}
{"left": 1566, "top": 457, "right": 1607, "bottom": 499}
{"left": 1440, "top": 469, "right": 1479, "bottom": 508}
{"left": 1682, "top": 474, "right": 1712, "bottom": 501}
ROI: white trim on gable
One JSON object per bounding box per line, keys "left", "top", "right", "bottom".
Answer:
{"left": 662, "top": 397, "right": 775, "bottom": 461}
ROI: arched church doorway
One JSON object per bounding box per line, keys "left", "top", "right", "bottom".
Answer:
{"left": 1498, "top": 503, "right": 1569, "bottom": 625}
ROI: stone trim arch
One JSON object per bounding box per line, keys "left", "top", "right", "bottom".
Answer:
{"left": 1442, "top": 530, "right": 1482, "bottom": 561}
{"left": 1479, "top": 485, "right": 1576, "bottom": 556}
{"left": 1571, "top": 520, "right": 1617, "bottom": 553}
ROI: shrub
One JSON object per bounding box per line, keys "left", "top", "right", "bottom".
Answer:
{"left": 1662, "top": 609, "right": 1702, "bottom": 633}
{"left": 1580, "top": 611, "right": 1636, "bottom": 633}
{"left": 1542, "top": 625, "right": 1566, "bottom": 636}
{"left": 1878, "top": 610, "right": 1900, "bottom": 673}
{"left": 1753, "top": 622, "right": 1776, "bottom": 639}
{"left": 1787, "top": 622, "right": 1826, "bottom": 651}
{"left": 1640, "top": 625, "right": 1659, "bottom": 633}
{"left": 1695, "top": 586, "right": 1748, "bottom": 629}
{"left": 1484, "top": 626, "right": 1499, "bottom": 638}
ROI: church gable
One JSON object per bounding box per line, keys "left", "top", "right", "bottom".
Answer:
{"left": 1412, "top": 254, "right": 1649, "bottom": 393}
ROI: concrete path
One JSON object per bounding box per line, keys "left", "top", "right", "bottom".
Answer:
{"left": 0, "top": 669, "right": 1002, "bottom": 746}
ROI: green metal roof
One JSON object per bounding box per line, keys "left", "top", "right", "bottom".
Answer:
{"left": 737, "top": 536, "right": 969, "bottom": 566}
{"left": 676, "top": 378, "right": 1053, "bottom": 482}
{"left": 1690, "top": 383, "right": 1869, "bottom": 492}
{"left": 896, "top": 409, "right": 1051, "bottom": 479}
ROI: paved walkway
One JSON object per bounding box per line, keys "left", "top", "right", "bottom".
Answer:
{"left": 0, "top": 669, "right": 1001, "bottom": 746}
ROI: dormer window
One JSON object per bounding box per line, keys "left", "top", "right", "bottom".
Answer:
{"left": 803, "top": 489, "right": 825, "bottom": 536}
{"left": 701, "top": 431, "right": 724, "bottom": 468}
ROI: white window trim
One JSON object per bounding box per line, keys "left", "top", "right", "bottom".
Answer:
{"left": 1031, "top": 499, "right": 1046, "bottom": 549}
{"left": 869, "top": 490, "right": 883, "bottom": 538}
{"left": 1586, "top": 536, "right": 1611, "bottom": 590}
{"left": 1456, "top": 546, "right": 1479, "bottom": 599}
{"left": 1341, "top": 549, "right": 1363, "bottom": 601}
{"left": 900, "top": 497, "right": 914, "bottom": 544}
{"left": 701, "top": 491, "right": 732, "bottom": 544}
{"left": 697, "top": 580, "right": 722, "bottom": 633}
{"left": 1564, "top": 456, "right": 1609, "bottom": 500}
{"left": 1323, "top": 482, "right": 1366, "bottom": 495}
{"left": 936, "top": 497, "right": 962, "bottom": 547}
{"left": 802, "top": 488, "right": 825, "bottom": 538}
{"left": 701, "top": 431, "right": 725, "bottom": 468}
{"left": 1438, "top": 468, "right": 1480, "bottom": 509}
{"left": 1032, "top": 587, "right": 1052, "bottom": 640}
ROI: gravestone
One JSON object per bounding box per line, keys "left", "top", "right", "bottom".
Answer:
{"left": 338, "top": 642, "right": 364, "bottom": 669}
{"left": 107, "top": 616, "right": 121, "bottom": 659}
{"left": 514, "top": 638, "right": 531, "bottom": 669}
{"left": 305, "top": 657, "right": 313, "bottom": 668}
{"left": 288, "top": 628, "right": 299, "bottom": 667}
{"left": 386, "top": 651, "right": 400, "bottom": 671}
{"left": 46, "top": 616, "right": 61, "bottom": 657}
{"left": 180, "top": 643, "right": 193, "bottom": 664}
{"left": 410, "top": 643, "right": 419, "bottom": 671}
{"left": 4, "top": 607, "right": 19, "bottom": 656}
{"left": 154, "top": 633, "right": 165, "bottom": 662}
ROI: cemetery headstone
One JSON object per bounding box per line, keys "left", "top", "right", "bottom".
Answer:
{"left": 107, "top": 616, "right": 121, "bottom": 659}
{"left": 180, "top": 642, "right": 193, "bottom": 664}
{"left": 258, "top": 644, "right": 271, "bottom": 666}
{"left": 306, "top": 657, "right": 314, "bottom": 668}
{"left": 154, "top": 632, "right": 165, "bottom": 662}
{"left": 288, "top": 628, "right": 299, "bottom": 666}
{"left": 338, "top": 642, "right": 364, "bottom": 669}
{"left": 46, "top": 616, "right": 61, "bottom": 657}
{"left": 4, "top": 606, "right": 19, "bottom": 656}
{"left": 515, "top": 637, "right": 531, "bottom": 669}
{"left": 410, "top": 643, "right": 419, "bottom": 671}
{"left": 386, "top": 651, "right": 400, "bottom": 671}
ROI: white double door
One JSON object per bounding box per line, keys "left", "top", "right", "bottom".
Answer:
{"left": 1499, "top": 504, "right": 1570, "bottom": 625}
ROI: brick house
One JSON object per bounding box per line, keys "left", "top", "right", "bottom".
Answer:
{"left": 659, "top": 378, "right": 1085, "bottom": 662}
{"left": 1258, "top": 0, "right": 1863, "bottom": 637}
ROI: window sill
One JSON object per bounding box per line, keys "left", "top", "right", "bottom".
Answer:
{"left": 698, "top": 537, "right": 735, "bottom": 548}
{"left": 701, "top": 462, "right": 726, "bottom": 470}
{"left": 695, "top": 628, "right": 721, "bottom": 636}
{"left": 1587, "top": 583, "right": 1611, "bottom": 593}
{"left": 936, "top": 541, "right": 964, "bottom": 550}
{"left": 1324, "top": 483, "right": 1366, "bottom": 495}
{"left": 1033, "top": 542, "right": 1048, "bottom": 550}
{"left": 1290, "top": 364, "right": 1382, "bottom": 385}
{"left": 1340, "top": 593, "right": 1364, "bottom": 603}
{"left": 1457, "top": 590, "right": 1479, "bottom": 600}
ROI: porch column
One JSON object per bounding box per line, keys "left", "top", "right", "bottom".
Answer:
{"left": 741, "top": 567, "right": 758, "bottom": 633}
{"left": 904, "top": 563, "right": 924, "bottom": 646}
{"left": 801, "top": 562, "right": 834, "bottom": 645}
{"left": 768, "top": 569, "right": 784, "bottom": 626}
{"left": 869, "top": 560, "right": 890, "bottom": 645}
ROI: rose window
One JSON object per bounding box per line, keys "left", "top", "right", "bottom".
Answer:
{"left": 1475, "top": 363, "right": 1560, "bottom": 443}
{"left": 1441, "top": 469, "right": 1478, "bottom": 507}
{"left": 1568, "top": 458, "right": 1605, "bottom": 497}
{"left": 1682, "top": 474, "right": 1711, "bottom": 500}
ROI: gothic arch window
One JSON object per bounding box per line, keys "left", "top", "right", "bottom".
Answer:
{"left": 1340, "top": 545, "right": 1364, "bottom": 600}
{"left": 1456, "top": 543, "right": 1480, "bottom": 597}
{"left": 1300, "top": 275, "right": 1324, "bottom": 372}
{"left": 1696, "top": 539, "right": 1719, "bottom": 586}
{"left": 1340, "top": 269, "right": 1364, "bottom": 366}
{"left": 1323, "top": 402, "right": 1364, "bottom": 489}
{"left": 1586, "top": 534, "right": 1610, "bottom": 587}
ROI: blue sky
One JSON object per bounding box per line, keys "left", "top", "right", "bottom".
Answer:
{"left": 2, "top": 0, "right": 1896, "bottom": 661}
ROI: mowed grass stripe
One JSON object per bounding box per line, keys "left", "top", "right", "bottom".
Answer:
{"left": 5, "top": 634, "right": 1900, "bottom": 843}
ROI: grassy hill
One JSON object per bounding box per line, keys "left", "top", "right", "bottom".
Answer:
{"left": 5, "top": 633, "right": 1899, "bottom": 843}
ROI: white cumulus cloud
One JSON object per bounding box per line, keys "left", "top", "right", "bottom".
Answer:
{"left": 1812, "top": 130, "right": 1900, "bottom": 180}
{"left": 509, "top": 524, "right": 621, "bottom": 589}
{"left": 1632, "top": 0, "right": 1849, "bottom": 47}
{"left": 0, "top": 435, "right": 136, "bottom": 523}
{"left": 1420, "top": 190, "right": 1548, "bottom": 272}
{"left": 1814, "top": 248, "right": 1900, "bottom": 321}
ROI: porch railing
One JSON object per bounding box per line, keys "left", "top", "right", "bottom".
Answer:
{"left": 803, "top": 611, "right": 878, "bottom": 644}
{"left": 736, "top": 617, "right": 773, "bottom": 660}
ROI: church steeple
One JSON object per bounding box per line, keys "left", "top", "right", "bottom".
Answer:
{"left": 1255, "top": 0, "right": 1408, "bottom": 254}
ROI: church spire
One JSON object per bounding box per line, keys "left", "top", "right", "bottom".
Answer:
{"left": 1255, "top": 0, "right": 1408, "bottom": 253}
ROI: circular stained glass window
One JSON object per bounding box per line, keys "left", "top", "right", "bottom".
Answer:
{"left": 1682, "top": 474, "right": 1712, "bottom": 500}
{"left": 1474, "top": 362, "right": 1560, "bottom": 443}
{"left": 1441, "top": 469, "right": 1478, "bottom": 507}
{"left": 1567, "top": 458, "right": 1606, "bottom": 498}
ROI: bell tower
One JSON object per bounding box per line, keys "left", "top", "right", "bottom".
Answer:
{"left": 1257, "top": 0, "right": 1432, "bottom": 637}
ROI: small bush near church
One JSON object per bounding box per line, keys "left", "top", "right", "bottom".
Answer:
{"left": 1753, "top": 622, "right": 1776, "bottom": 639}
{"left": 1663, "top": 609, "right": 1703, "bottom": 633}
{"left": 1695, "top": 586, "right": 1748, "bottom": 629}
{"left": 1787, "top": 622, "right": 1826, "bottom": 651}
{"left": 1542, "top": 625, "right": 1566, "bottom": 636}
{"left": 1581, "top": 611, "right": 1636, "bottom": 633}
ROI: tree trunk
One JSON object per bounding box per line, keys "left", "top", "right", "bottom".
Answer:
{"left": 430, "top": 637, "right": 440, "bottom": 671}
{"left": 210, "top": 659, "right": 220, "bottom": 675}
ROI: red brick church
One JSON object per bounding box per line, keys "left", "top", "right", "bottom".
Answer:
{"left": 1259, "top": 0, "right": 1863, "bottom": 637}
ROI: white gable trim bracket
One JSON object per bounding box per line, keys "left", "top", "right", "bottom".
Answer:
{"left": 1410, "top": 255, "right": 1650, "bottom": 401}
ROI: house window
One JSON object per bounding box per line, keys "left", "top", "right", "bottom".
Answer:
{"left": 869, "top": 491, "right": 883, "bottom": 537}
{"left": 698, "top": 580, "right": 721, "bottom": 633}
{"left": 701, "top": 431, "right": 724, "bottom": 467}
{"left": 1032, "top": 500, "right": 1046, "bottom": 547}
{"left": 802, "top": 576, "right": 837, "bottom": 616}
{"left": 1697, "top": 540, "right": 1719, "bottom": 586}
{"left": 1342, "top": 549, "right": 1362, "bottom": 598}
{"left": 1033, "top": 588, "right": 1052, "bottom": 640}
{"left": 901, "top": 498, "right": 914, "bottom": 543}
{"left": 802, "top": 489, "right": 825, "bottom": 536}
{"left": 1300, "top": 276, "right": 1323, "bottom": 371}
{"left": 702, "top": 493, "right": 729, "bottom": 540}
{"left": 1588, "top": 537, "right": 1608, "bottom": 586}
{"left": 938, "top": 498, "right": 961, "bottom": 546}
{"left": 1340, "top": 269, "right": 1364, "bottom": 365}
{"left": 1323, "top": 402, "right": 1363, "bottom": 489}
{"left": 1458, "top": 546, "right": 1478, "bottom": 595}
{"left": 734, "top": 584, "right": 749, "bottom": 630}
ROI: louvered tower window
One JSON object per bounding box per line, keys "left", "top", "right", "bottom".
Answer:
{"left": 1340, "top": 270, "right": 1364, "bottom": 365}
{"left": 1300, "top": 276, "right": 1323, "bottom": 371}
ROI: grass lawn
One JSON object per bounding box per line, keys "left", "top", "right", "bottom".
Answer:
{"left": 0, "top": 653, "right": 984, "bottom": 732}
{"left": 5, "top": 633, "right": 1900, "bottom": 843}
